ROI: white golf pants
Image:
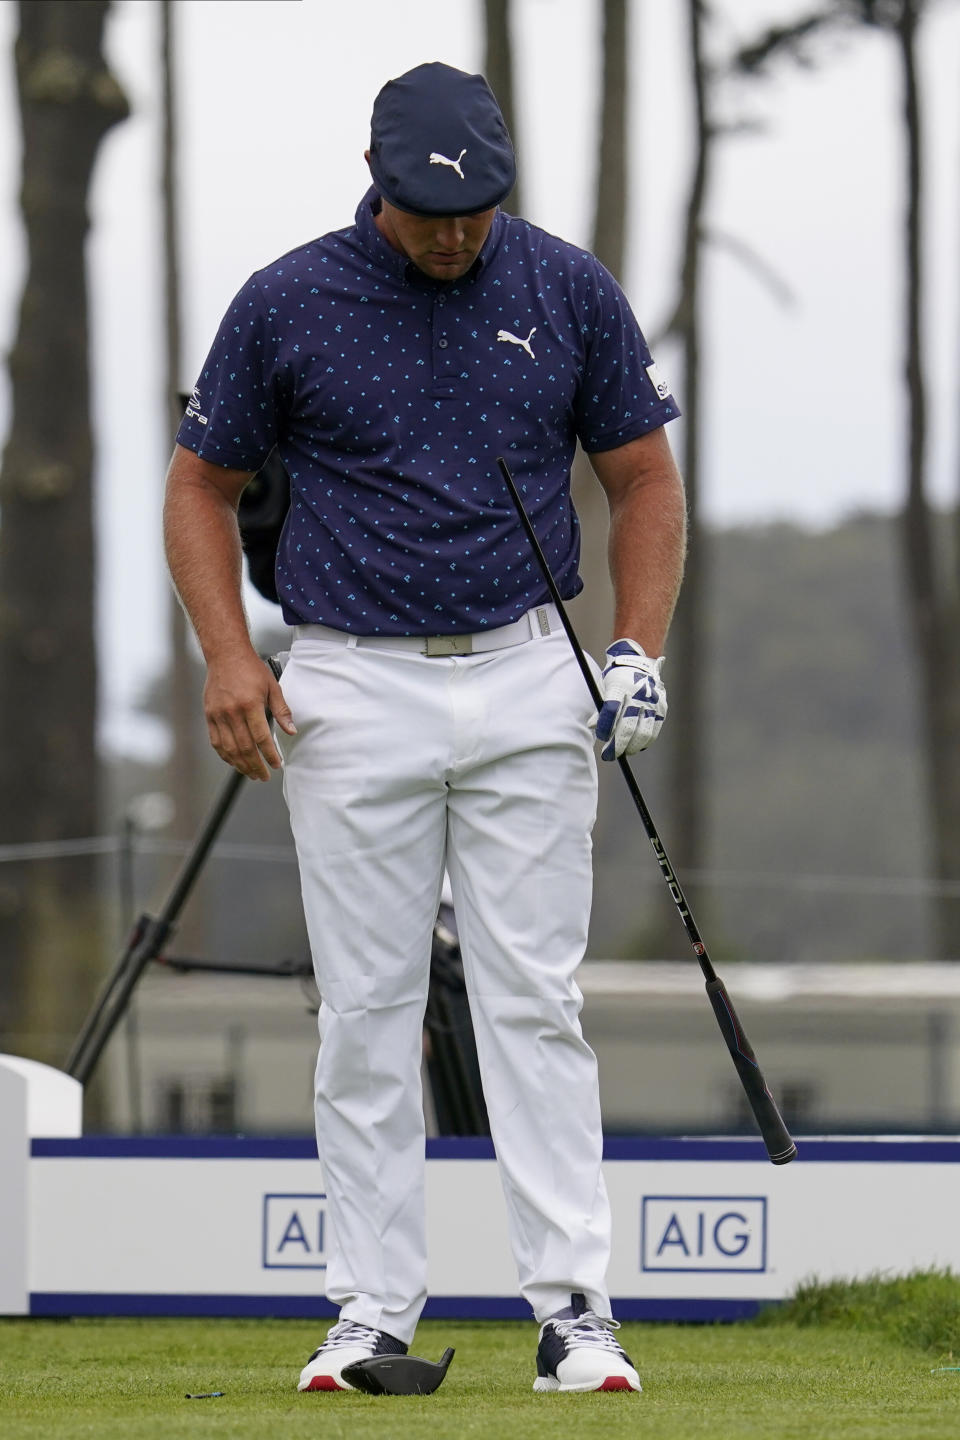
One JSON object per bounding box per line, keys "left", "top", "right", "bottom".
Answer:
{"left": 279, "top": 616, "right": 611, "bottom": 1343}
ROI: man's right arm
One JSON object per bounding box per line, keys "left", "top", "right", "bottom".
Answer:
{"left": 163, "top": 442, "right": 295, "bottom": 781}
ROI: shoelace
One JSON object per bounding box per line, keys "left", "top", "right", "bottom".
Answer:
{"left": 320, "top": 1319, "right": 382, "bottom": 1352}
{"left": 547, "top": 1311, "right": 625, "bottom": 1353}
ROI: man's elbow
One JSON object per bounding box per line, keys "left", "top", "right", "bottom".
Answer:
{"left": 165, "top": 444, "right": 252, "bottom": 510}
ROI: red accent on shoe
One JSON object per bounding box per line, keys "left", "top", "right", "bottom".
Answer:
{"left": 304, "top": 1375, "right": 346, "bottom": 1391}
{"left": 597, "top": 1376, "right": 633, "bottom": 1391}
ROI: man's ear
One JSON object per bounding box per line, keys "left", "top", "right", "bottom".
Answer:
{"left": 363, "top": 148, "right": 372, "bottom": 168}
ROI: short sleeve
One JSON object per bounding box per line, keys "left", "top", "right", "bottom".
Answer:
{"left": 176, "top": 276, "right": 282, "bottom": 471}
{"left": 573, "top": 258, "right": 680, "bottom": 453}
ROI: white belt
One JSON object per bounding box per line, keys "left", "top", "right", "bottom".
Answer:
{"left": 294, "top": 603, "right": 559, "bottom": 656}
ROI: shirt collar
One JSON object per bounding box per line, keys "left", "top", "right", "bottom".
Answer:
{"left": 354, "top": 188, "right": 504, "bottom": 289}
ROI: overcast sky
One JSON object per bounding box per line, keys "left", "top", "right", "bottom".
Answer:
{"left": 0, "top": 0, "right": 958, "bottom": 759}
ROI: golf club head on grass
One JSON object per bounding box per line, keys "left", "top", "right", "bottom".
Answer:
{"left": 340, "top": 1347, "right": 455, "bottom": 1395}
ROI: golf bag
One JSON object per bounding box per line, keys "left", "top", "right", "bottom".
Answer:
{"left": 236, "top": 448, "right": 289, "bottom": 604}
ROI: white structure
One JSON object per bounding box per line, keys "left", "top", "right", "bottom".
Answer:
{"left": 3, "top": 1052, "right": 960, "bottom": 1319}
{"left": 581, "top": 962, "right": 960, "bottom": 1133}
{"left": 103, "top": 962, "right": 960, "bottom": 1137}
{"left": 0, "top": 1057, "right": 81, "bottom": 1314}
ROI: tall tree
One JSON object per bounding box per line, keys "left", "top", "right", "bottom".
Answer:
{"left": 592, "top": 0, "right": 629, "bottom": 283}
{"left": 0, "top": 0, "right": 128, "bottom": 1062}
{"left": 887, "top": 0, "right": 960, "bottom": 957}
{"left": 161, "top": 0, "right": 206, "bottom": 948}
{"left": 483, "top": 0, "right": 521, "bottom": 214}
{"left": 662, "top": 0, "right": 711, "bottom": 875}
{"left": 570, "top": 0, "right": 630, "bottom": 668}
{"left": 737, "top": 0, "right": 960, "bottom": 956}
{"left": 664, "top": 4, "right": 840, "bottom": 880}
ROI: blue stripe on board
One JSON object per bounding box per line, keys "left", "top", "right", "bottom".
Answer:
{"left": 29, "top": 1137, "right": 497, "bottom": 1160}
{"left": 618, "top": 1138, "right": 960, "bottom": 1164}
{"left": 30, "top": 1293, "right": 339, "bottom": 1318}
{"left": 31, "top": 1135, "right": 960, "bottom": 1162}
{"left": 30, "top": 1136, "right": 321, "bottom": 1160}
{"left": 29, "top": 1293, "right": 769, "bottom": 1322}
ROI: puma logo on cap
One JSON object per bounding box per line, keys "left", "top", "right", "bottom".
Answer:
{"left": 429, "top": 148, "right": 467, "bottom": 179}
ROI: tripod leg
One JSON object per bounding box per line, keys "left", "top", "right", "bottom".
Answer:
{"left": 65, "top": 767, "right": 246, "bottom": 1084}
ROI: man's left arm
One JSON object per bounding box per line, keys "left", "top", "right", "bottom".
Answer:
{"left": 589, "top": 426, "right": 687, "bottom": 653}
{"left": 587, "top": 426, "right": 687, "bottom": 758}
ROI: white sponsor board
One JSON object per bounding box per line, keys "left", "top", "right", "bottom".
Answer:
{"left": 16, "top": 1136, "right": 960, "bottom": 1318}
{"left": 5, "top": 1055, "right": 959, "bottom": 1318}
{"left": 25, "top": 1148, "right": 520, "bottom": 1306}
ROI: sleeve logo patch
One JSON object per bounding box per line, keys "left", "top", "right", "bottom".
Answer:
{"left": 645, "top": 363, "right": 671, "bottom": 401}
{"left": 185, "top": 385, "right": 209, "bottom": 425}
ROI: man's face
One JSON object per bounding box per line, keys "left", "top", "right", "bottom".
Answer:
{"left": 374, "top": 196, "right": 496, "bottom": 282}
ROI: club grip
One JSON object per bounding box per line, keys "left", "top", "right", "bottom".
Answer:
{"left": 705, "top": 977, "right": 797, "bottom": 1165}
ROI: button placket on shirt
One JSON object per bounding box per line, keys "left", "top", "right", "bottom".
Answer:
{"left": 431, "top": 290, "right": 459, "bottom": 397}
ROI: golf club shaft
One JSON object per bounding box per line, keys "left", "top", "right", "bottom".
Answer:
{"left": 496, "top": 456, "right": 796, "bottom": 1165}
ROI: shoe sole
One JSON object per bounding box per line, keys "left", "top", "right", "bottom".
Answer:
{"left": 533, "top": 1375, "right": 641, "bottom": 1393}
{"left": 299, "top": 1375, "right": 352, "bottom": 1391}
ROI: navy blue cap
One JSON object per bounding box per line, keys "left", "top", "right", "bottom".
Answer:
{"left": 369, "top": 62, "right": 516, "bottom": 217}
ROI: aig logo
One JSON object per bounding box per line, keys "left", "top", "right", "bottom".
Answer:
{"left": 262, "top": 1193, "right": 327, "bottom": 1270}
{"left": 641, "top": 1196, "right": 767, "bottom": 1273}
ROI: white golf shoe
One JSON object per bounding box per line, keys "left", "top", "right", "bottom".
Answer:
{"left": 533, "top": 1293, "right": 641, "bottom": 1393}
{"left": 298, "top": 1318, "right": 408, "bottom": 1391}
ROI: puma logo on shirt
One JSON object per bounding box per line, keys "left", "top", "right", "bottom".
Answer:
{"left": 497, "top": 327, "right": 536, "bottom": 360}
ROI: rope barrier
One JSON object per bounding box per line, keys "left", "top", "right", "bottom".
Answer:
{"left": 2, "top": 834, "right": 960, "bottom": 897}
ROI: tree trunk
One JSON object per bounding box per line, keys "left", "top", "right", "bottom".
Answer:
{"left": 570, "top": 0, "right": 631, "bottom": 668}
{"left": 592, "top": 0, "right": 628, "bottom": 284}
{"left": 667, "top": 0, "right": 710, "bottom": 874}
{"left": 483, "top": 0, "right": 521, "bottom": 214}
{"left": 161, "top": 0, "right": 206, "bottom": 950}
{"left": 0, "top": 0, "right": 128, "bottom": 1062}
{"left": 895, "top": 0, "right": 960, "bottom": 957}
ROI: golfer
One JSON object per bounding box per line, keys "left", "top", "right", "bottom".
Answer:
{"left": 164, "top": 61, "right": 685, "bottom": 1394}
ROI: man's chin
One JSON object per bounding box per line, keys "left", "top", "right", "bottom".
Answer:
{"left": 417, "top": 256, "right": 473, "bottom": 281}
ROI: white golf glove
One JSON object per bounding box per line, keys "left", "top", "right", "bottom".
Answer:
{"left": 591, "top": 638, "right": 667, "bottom": 761}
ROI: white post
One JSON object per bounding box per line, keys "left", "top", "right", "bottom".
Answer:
{"left": 0, "top": 1061, "right": 29, "bottom": 1314}
{"left": 0, "top": 1056, "right": 82, "bottom": 1315}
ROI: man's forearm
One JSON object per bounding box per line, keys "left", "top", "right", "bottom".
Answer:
{"left": 162, "top": 445, "right": 294, "bottom": 780}
{"left": 592, "top": 423, "right": 690, "bottom": 656}
{"left": 589, "top": 427, "right": 687, "bottom": 656}
{"left": 608, "top": 473, "right": 687, "bottom": 655}
{"left": 162, "top": 449, "right": 254, "bottom": 665}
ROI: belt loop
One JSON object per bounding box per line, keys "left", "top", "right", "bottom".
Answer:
{"left": 345, "top": 635, "right": 359, "bottom": 649}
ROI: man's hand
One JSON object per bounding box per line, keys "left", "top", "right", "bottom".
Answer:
{"left": 591, "top": 638, "right": 667, "bottom": 761}
{"left": 203, "top": 652, "right": 297, "bottom": 781}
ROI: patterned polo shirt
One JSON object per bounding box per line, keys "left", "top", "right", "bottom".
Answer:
{"left": 176, "top": 189, "right": 679, "bottom": 634}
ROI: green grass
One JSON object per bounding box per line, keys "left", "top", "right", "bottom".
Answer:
{"left": 2, "top": 1275, "right": 960, "bottom": 1439}
{"left": 754, "top": 1268, "right": 960, "bottom": 1356}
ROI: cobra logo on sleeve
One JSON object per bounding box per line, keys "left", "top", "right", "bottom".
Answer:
{"left": 645, "top": 362, "right": 671, "bottom": 400}
{"left": 185, "top": 385, "right": 208, "bottom": 425}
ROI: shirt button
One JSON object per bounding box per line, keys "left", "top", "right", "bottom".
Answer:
{"left": 438, "top": 338, "right": 449, "bottom": 349}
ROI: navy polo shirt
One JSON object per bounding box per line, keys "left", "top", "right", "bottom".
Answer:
{"left": 177, "top": 189, "right": 679, "bottom": 634}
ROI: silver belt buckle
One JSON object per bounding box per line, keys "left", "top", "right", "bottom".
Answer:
{"left": 425, "top": 634, "right": 473, "bottom": 656}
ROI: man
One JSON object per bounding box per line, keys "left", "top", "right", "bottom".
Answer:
{"left": 164, "top": 61, "right": 685, "bottom": 1395}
